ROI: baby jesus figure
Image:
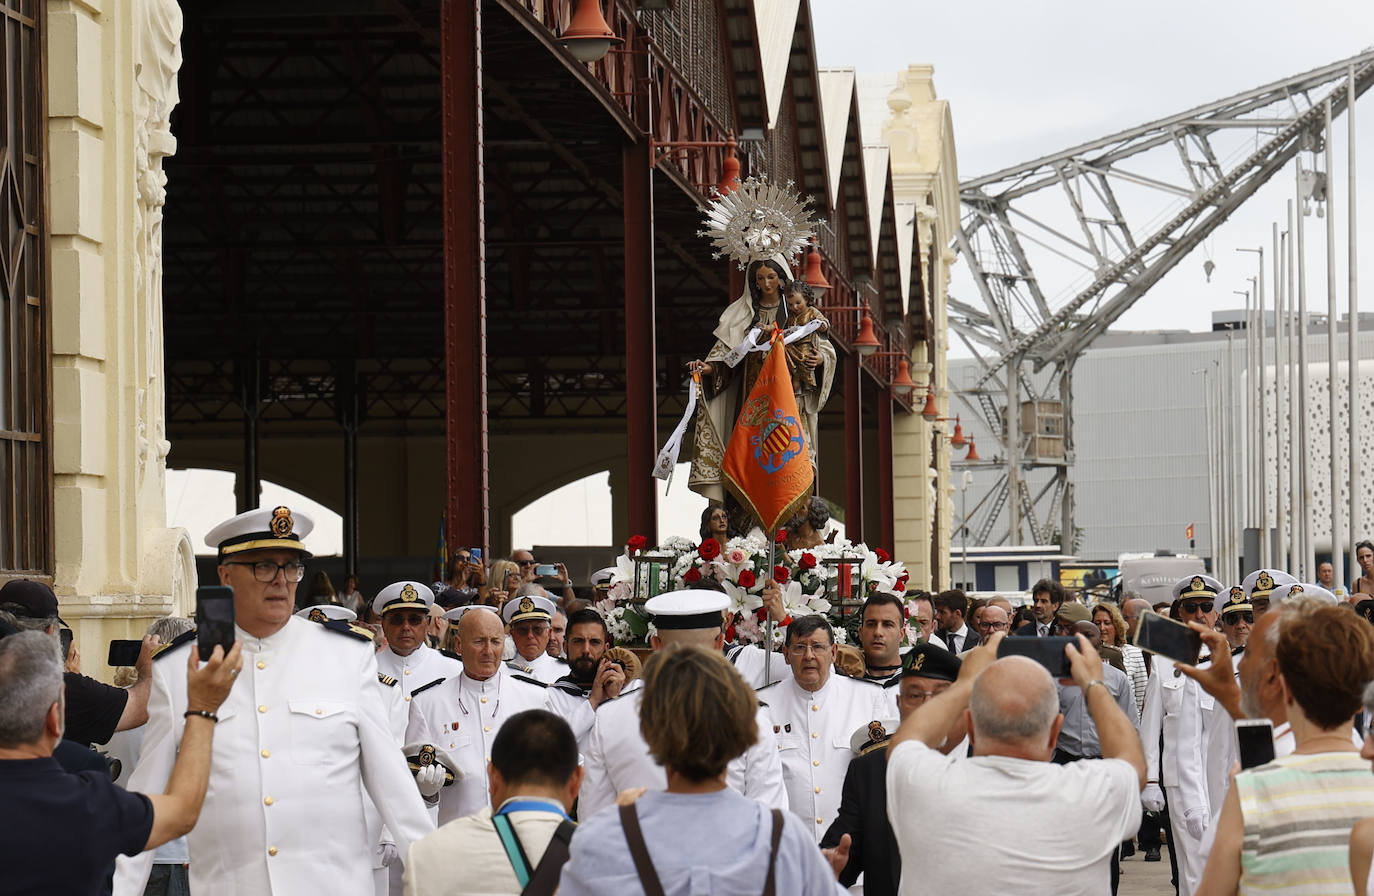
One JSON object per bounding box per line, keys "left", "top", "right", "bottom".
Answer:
{"left": 783, "top": 284, "right": 830, "bottom": 392}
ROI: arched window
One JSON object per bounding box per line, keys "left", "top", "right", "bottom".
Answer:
{"left": 167, "top": 469, "right": 343, "bottom": 556}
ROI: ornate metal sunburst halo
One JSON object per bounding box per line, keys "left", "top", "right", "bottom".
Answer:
{"left": 698, "top": 176, "right": 816, "bottom": 269}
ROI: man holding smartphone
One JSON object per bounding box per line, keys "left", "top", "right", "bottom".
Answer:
{"left": 114, "top": 506, "right": 434, "bottom": 896}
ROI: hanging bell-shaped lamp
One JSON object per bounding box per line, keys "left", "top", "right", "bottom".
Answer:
{"left": 950, "top": 415, "right": 967, "bottom": 448}
{"left": 562, "top": 0, "right": 622, "bottom": 63}
{"left": 965, "top": 436, "right": 981, "bottom": 462}
{"left": 803, "top": 239, "right": 831, "bottom": 292}
{"left": 891, "top": 358, "right": 916, "bottom": 396}
{"left": 717, "top": 138, "right": 741, "bottom": 195}
{"left": 853, "top": 308, "right": 880, "bottom": 356}
{"left": 920, "top": 387, "right": 939, "bottom": 421}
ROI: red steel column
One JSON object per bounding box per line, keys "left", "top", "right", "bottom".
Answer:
{"left": 844, "top": 352, "right": 864, "bottom": 543}
{"left": 877, "top": 387, "right": 894, "bottom": 553}
{"left": 441, "top": 0, "right": 490, "bottom": 555}
{"left": 623, "top": 139, "right": 658, "bottom": 543}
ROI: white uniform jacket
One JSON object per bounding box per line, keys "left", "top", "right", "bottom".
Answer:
{"left": 1139, "top": 658, "right": 1209, "bottom": 816}
{"left": 757, "top": 673, "right": 891, "bottom": 842}
{"left": 404, "top": 664, "right": 591, "bottom": 825}
{"left": 113, "top": 618, "right": 434, "bottom": 896}
{"left": 726, "top": 643, "right": 791, "bottom": 689}
{"left": 578, "top": 680, "right": 788, "bottom": 819}
{"left": 375, "top": 643, "right": 462, "bottom": 706}
{"left": 506, "top": 652, "right": 569, "bottom": 684}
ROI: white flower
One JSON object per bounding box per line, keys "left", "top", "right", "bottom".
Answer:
{"left": 662, "top": 535, "right": 696, "bottom": 553}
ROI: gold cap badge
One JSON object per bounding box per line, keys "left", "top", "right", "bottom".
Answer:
{"left": 270, "top": 506, "right": 294, "bottom": 538}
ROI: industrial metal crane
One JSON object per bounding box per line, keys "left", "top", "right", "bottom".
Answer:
{"left": 951, "top": 49, "right": 1374, "bottom": 548}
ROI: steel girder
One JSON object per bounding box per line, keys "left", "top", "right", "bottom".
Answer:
{"left": 952, "top": 50, "right": 1374, "bottom": 547}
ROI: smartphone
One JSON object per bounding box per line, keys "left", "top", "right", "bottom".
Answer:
{"left": 997, "top": 636, "right": 1074, "bottom": 678}
{"left": 535, "top": 563, "right": 559, "bottom": 577}
{"left": 470, "top": 548, "right": 482, "bottom": 561}
{"left": 1236, "top": 718, "right": 1276, "bottom": 769}
{"left": 107, "top": 639, "right": 143, "bottom": 667}
{"left": 1132, "top": 610, "right": 1202, "bottom": 666}
{"left": 59, "top": 628, "right": 74, "bottom": 662}
{"left": 196, "top": 585, "right": 236, "bottom": 662}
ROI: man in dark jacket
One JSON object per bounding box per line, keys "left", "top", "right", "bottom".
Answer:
{"left": 1016, "top": 579, "right": 1066, "bottom": 637}
{"left": 820, "top": 642, "right": 963, "bottom": 895}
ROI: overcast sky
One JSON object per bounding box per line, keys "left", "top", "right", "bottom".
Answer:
{"left": 809, "top": 1, "right": 1374, "bottom": 339}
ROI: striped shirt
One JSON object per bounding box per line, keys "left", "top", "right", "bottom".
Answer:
{"left": 1236, "top": 751, "right": 1374, "bottom": 895}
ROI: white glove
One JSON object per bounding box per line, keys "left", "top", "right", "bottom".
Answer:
{"left": 1141, "top": 783, "right": 1165, "bottom": 814}
{"left": 376, "top": 841, "right": 400, "bottom": 868}
{"left": 416, "top": 763, "right": 445, "bottom": 799}
{"left": 1183, "top": 806, "right": 1208, "bottom": 840}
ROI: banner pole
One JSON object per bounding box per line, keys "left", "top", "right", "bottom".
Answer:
{"left": 765, "top": 536, "right": 776, "bottom": 686}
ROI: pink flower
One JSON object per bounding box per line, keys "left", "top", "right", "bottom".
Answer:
{"left": 726, "top": 548, "right": 748, "bottom": 565}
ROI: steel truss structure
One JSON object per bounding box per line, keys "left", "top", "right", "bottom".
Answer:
{"left": 952, "top": 50, "right": 1374, "bottom": 547}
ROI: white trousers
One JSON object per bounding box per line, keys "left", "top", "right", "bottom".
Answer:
{"left": 1166, "top": 784, "right": 1208, "bottom": 896}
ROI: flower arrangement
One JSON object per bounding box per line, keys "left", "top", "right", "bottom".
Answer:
{"left": 602, "top": 531, "right": 909, "bottom": 648}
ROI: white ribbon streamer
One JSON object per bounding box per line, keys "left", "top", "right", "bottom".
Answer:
{"left": 722, "top": 327, "right": 768, "bottom": 367}
{"left": 781, "top": 318, "right": 826, "bottom": 346}
{"left": 652, "top": 375, "right": 701, "bottom": 483}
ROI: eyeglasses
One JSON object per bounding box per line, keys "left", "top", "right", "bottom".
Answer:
{"left": 517, "top": 560, "right": 537, "bottom": 567}
{"left": 1181, "top": 601, "right": 1214, "bottom": 614}
{"left": 905, "top": 688, "right": 948, "bottom": 702}
{"left": 1223, "top": 611, "right": 1254, "bottom": 625}
{"left": 385, "top": 612, "right": 428, "bottom": 627}
{"left": 980, "top": 621, "right": 1009, "bottom": 631}
{"left": 787, "top": 642, "right": 832, "bottom": 657}
{"left": 226, "top": 560, "right": 306, "bottom": 583}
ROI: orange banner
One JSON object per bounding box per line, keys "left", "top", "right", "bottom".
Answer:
{"left": 722, "top": 329, "right": 814, "bottom": 534}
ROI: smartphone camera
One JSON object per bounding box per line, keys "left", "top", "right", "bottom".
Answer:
{"left": 535, "top": 563, "right": 559, "bottom": 577}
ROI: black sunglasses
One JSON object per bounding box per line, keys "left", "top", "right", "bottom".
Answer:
{"left": 1181, "top": 600, "right": 1214, "bottom": 614}
{"left": 1223, "top": 611, "right": 1254, "bottom": 624}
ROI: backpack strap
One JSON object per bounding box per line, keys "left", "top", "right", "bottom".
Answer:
{"left": 762, "top": 808, "right": 784, "bottom": 896}
{"left": 520, "top": 818, "right": 577, "bottom": 896}
{"left": 492, "top": 813, "right": 534, "bottom": 888}
{"left": 618, "top": 803, "right": 667, "bottom": 896}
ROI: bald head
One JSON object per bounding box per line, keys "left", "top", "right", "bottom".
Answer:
{"left": 458, "top": 607, "right": 502, "bottom": 640}
{"left": 1072, "top": 620, "right": 1101, "bottom": 649}
{"left": 969, "top": 656, "right": 1060, "bottom": 752}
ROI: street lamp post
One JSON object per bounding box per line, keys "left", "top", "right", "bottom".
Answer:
{"left": 1239, "top": 246, "right": 1268, "bottom": 566}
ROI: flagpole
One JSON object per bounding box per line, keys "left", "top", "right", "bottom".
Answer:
{"left": 765, "top": 536, "right": 775, "bottom": 686}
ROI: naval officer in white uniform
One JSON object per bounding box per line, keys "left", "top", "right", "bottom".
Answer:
{"left": 113, "top": 506, "right": 434, "bottom": 896}
{"left": 373, "top": 581, "right": 462, "bottom": 708}
{"left": 404, "top": 605, "right": 592, "bottom": 825}
{"left": 578, "top": 589, "right": 787, "bottom": 819}
{"left": 502, "top": 590, "right": 569, "bottom": 684}
{"left": 757, "top": 614, "right": 891, "bottom": 842}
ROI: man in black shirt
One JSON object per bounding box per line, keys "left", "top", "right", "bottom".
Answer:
{"left": 0, "top": 579, "right": 158, "bottom": 745}
{"left": 0, "top": 630, "right": 242, "bottom": 896}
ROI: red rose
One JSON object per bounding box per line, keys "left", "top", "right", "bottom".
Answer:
{"left": 738, "top": 569, "right": 757, "bottom": 589}
{"left": 876, "top": 547, "right": 891, "bottom": 564}
{"left": 725, "top": 623, "right": 737, "bottom": 642}
{"left": 626, "top": 534, "right": 647, "bottom": 552}
{"left": 698, "top": 538, "right": 721, "bottom": 561}
{"left": 683, "top": 567, "right": 702, "bottom": 583}
{"left": 773, "top": 565, "right": 790, "bottom": 583}
{"left": 755, "top": 607, "right": 768, "bottom": 622}
{"left": 775, "top": 529, "right": 788, "bottom": 544}
{"left": 896, "top": 573, "right": 909, "bottom": 591}
{"left": 798, "top": 552, "right": 817, "bottom": 570}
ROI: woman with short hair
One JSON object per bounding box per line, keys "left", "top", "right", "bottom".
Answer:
{"left": 558, "top": 645, "right": 845, "bottom": 895}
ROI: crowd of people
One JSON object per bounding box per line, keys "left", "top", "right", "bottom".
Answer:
{"left": 5, "top": 505, "right": 1374, "bottom": 896}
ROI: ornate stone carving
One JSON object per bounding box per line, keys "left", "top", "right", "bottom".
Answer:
{"left": 133, "top": 0, "right": 182, "bottom": 483}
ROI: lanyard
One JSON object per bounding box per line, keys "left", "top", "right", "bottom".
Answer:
{"left": 495, "top": 800, "right": 571, "bottom": 821}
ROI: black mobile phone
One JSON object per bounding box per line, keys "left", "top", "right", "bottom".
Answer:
{"left": 107, "top": 639, "right": 143, "bottom": 667}
{"left": 196, "top": 585, "right": 236, "bottom": 662}
{"left": 997, "top": 636, "right": 1074, "bottom": 678}
{"left": 1236, "top": 718, "right": 1276, "bottom": 769}
{"left": 59, "top": 628, "right": 74, "bottom": 662}
{"left": 1132, "top": 610, "right": 1203, "bottom": 666}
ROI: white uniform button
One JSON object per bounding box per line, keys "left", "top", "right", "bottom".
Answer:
{"left": 404, "top": 669, "right": 412, "bottom": 676}
{"left": 812, "top": 705, "right": 819, "bottom": 712}
{"left": 315, "top": 709, "right": 323, "bottom": 715}
{"left": 816, "top": 818, "right": 823, "bottom": 825}
{"left": 480, "top": 697, "right": 487, "bottom": 704}
{"left": 811, "top": 732, "right": 819, "bottom": 739}
{"left": 483, "top": 726, "right": 491, "bottom": 732}
{"left": 257, "top": 661, "right": 266, "bottom": 670}
{"left": 261, "top": 749, "right": 271, "bottom": 758}
{"left": 264, "top": 796, "right": 274, "bottom": 806}
{"left": 268, "top": 847, "right": 278, "bottom": 857}
{"left": 814, "top": 787, "right": 821, "bottom": 793}
{"left": 258, "top": 705, "right": 268, "bottom": 713}
{"left": 813, "top": 760, "right": 821, "bottom": 767}
{"left": 404, "top": 696, "right": 412, "bottom": 702}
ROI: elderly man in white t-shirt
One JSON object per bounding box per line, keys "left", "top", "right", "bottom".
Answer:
{"left": 885, "top": 632, "right": 1144, "bottom": 896}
